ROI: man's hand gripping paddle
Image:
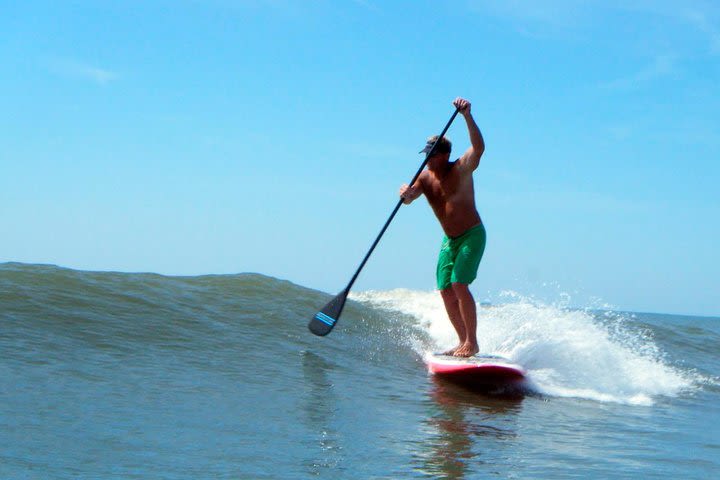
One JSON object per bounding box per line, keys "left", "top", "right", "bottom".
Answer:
{"left": 308, "top": 108, "right": 460, "bottom": 336}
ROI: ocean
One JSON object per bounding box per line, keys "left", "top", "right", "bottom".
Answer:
{"left": 1, "top": 263, "right": 718, "bottom": 479}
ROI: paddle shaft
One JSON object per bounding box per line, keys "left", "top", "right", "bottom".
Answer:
{"left": 344, "top": 108, "right": 461, "bottom": 292}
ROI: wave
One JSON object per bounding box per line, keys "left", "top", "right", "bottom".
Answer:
{"left": 350, "top": 289, "right": 702, "bottom": 406}
{"left": 1, "top": 263, "right": 710, "bottom": 406}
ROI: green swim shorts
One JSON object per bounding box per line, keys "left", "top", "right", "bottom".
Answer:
{"left": 436, "top": 223, "right": 486, "bottom": 290}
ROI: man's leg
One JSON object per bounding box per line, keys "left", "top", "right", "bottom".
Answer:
{"left": 439, "top": 287, "right": 467, "bottom": 355}
{"left": 450, "top": 283, "right": 478, "bottom": 357}
{"left": 447, "top": 225, "right": 485, "bottom": 357}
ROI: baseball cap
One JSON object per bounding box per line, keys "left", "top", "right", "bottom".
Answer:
{"left": 419, "top": 135, "right": 452, "bottom": 155}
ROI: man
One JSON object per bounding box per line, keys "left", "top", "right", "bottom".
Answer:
{"left": 399, "top": 97, "right": 486, "bottom": 357}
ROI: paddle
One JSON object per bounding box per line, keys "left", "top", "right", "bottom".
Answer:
{"left": 308, "top": 107, "right": 461, "bottom": 336}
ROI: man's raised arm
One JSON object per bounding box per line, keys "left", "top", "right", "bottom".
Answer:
{"left": 454, "top": 97, "right": 485, "bottom": 171}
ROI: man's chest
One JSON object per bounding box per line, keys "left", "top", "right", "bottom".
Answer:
{"left": 424, "top": 172, "right": 466, "bottom": 202}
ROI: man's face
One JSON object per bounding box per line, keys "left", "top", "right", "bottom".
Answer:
{"left": 428, "top": 152, "right": 449, "bottom": 162}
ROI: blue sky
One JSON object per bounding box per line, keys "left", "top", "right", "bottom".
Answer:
{"left": 2, "top": 1, "right": 718, "bottom": 316}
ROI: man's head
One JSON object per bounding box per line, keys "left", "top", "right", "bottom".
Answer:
{"left": 420, "top": 135, "right": 452, "bottom": 158}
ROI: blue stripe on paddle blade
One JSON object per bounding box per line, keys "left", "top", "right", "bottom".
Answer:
{"left": 314, "top": 313, "right": 335, "bottom": 326}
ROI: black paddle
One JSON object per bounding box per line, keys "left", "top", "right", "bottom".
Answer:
{"left": 308, "top": 107, "right": 461, "bottom": 336}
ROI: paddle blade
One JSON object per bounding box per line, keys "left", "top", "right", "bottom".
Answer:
{"left": 308, "top": 290, "right": 348, "bottom": 336}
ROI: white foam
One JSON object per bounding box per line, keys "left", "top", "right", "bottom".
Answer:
{"left": 350, "top": 289, "right": 694, "bottom": 406}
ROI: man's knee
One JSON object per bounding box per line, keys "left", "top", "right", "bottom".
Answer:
{"left": 451, "top": 282, "right": 473, "bottom": 298}
{"left": 440, "top": 287, "right": 456, "bottom": 300}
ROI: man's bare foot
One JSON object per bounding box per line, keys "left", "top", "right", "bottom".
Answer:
{"left": 442, "top": 346, "right": 461, "bottom": 356}
{"left": 453, "top": 343, "right": 479, "bottom": 358}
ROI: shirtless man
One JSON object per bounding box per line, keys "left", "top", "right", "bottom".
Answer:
{"left": 399, "top": 97, "right": 486, "bottom": 357}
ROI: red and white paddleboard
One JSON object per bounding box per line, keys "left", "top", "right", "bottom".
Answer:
{"left": 425, "top": 353, "right": 526, "bottom": 386}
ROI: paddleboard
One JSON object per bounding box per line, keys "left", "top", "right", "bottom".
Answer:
{"left": 425, "top": 353, "right": 526, "bottom": 387}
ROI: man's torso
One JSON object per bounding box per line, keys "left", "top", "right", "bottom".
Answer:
{"left": 420, "top": 160, "right": 481, "bottom": 237}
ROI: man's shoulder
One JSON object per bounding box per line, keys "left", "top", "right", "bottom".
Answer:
{"left": 449, "top": 159, "right": 464, "bottom": 174}
{"left": 454, "top": 157, "right": 477, "bottom": 176}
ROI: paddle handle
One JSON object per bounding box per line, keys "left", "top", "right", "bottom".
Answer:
{"left": 345, "top": 108, "right": 460, "bottom": 291}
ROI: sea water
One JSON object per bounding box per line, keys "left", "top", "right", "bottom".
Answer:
{"left": 1, "top": 263, "right": 718, "bottom": 479}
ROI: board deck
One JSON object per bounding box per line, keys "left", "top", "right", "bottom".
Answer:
{"left": 425, "top": 353, "right": 526, "bottom": 386}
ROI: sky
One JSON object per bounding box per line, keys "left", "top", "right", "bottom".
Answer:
{"left": 1, "top": 1, "right": 719, "bottom": 316}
